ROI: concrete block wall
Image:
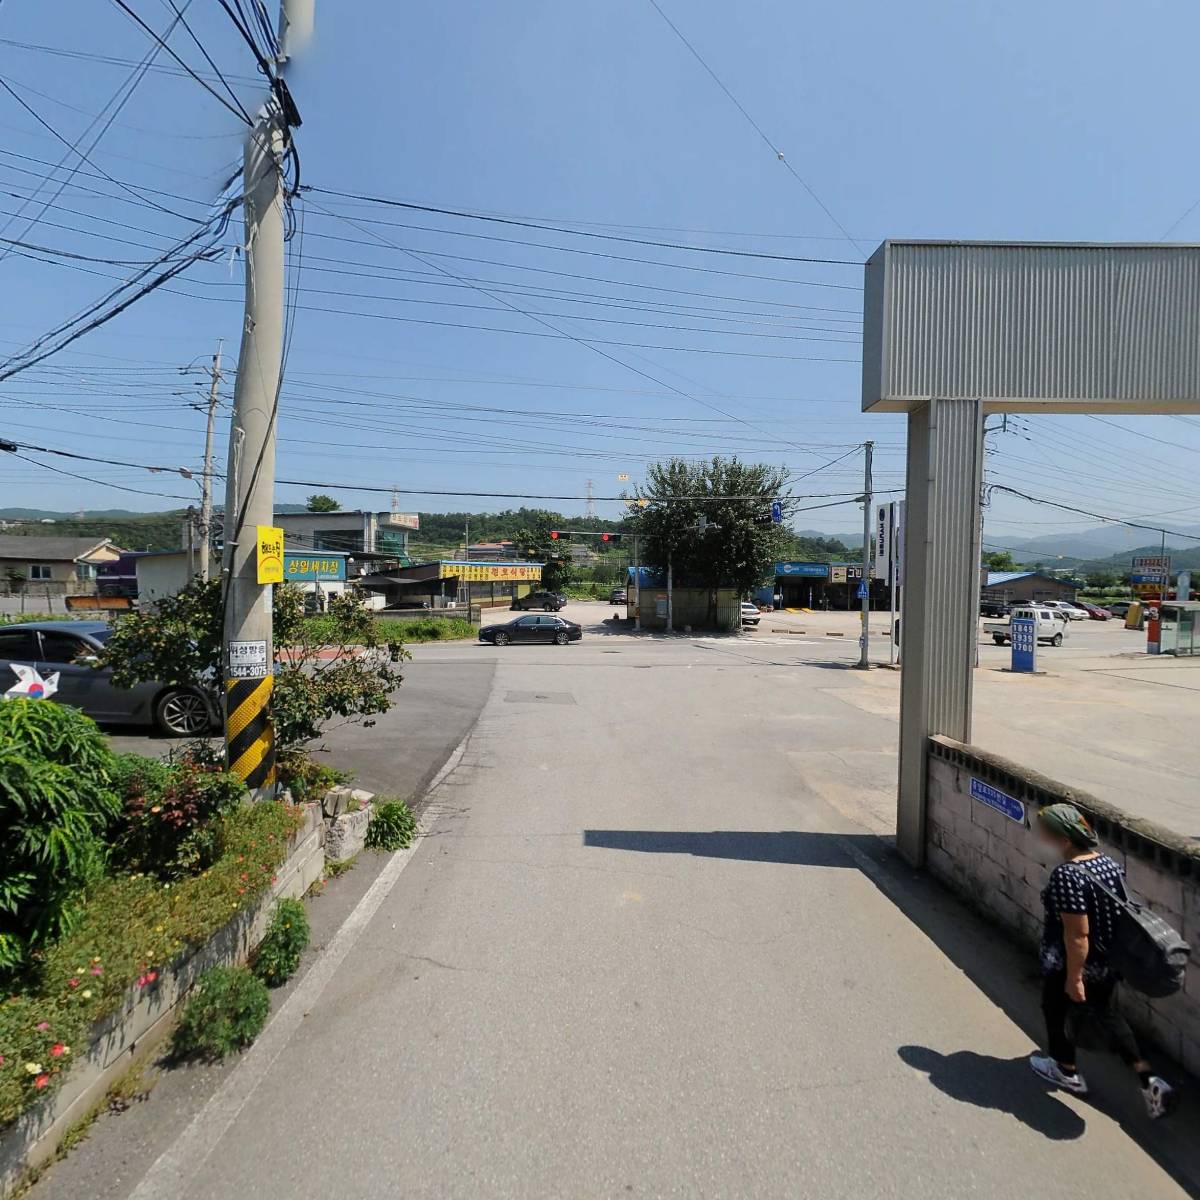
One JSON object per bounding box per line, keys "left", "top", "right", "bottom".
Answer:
{"left": 926, "top": 735, "right": 1200, "bottom": 1078}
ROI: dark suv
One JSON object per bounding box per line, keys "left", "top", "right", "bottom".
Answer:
{"left": 511, "top": 590, "right": 564, "bottom": 612}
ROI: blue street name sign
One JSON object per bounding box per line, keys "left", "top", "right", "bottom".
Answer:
{"left": 970, "top": 777, "right": 1026, "bottom": 824}
{"left": 770, "top": 500, "right": 782, "bottom": 525}
{"left": 1010, "top": 616, "right": 1037, "bottom": 673}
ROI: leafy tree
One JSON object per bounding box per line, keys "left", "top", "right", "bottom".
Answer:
{"left": 305, "top": 494, "right": 340, "bottom": 513}
{"left": 631, "top": 457, "right": 790, "bottom": 603}
{"left": 100, "top": 579, "right": 407, "bottom": 768}
{"left": 982, "top": 550, "right": 1017, "bottom": 571}
{"left": 512, "top": 510, "right": 575, "bottom": 593}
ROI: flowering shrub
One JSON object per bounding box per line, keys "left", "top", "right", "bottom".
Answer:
{"left": 113, "top": 752, "right": 247, "bottom": 879}
{"left": 171, "top": 967, "right": 269, "bottom": 1059}
{"left": 0, "top": 800, "right": 303, "bottom": 1127}
{"left": 252, "top": 898, "right": 310, "bottom": 987}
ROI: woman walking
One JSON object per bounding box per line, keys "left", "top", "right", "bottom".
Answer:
{"left": 1030, "top": 803, "right": 1177, "bottom": 1119}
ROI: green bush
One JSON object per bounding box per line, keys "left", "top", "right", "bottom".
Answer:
{"left": 113, "top": 755, "right": 247, "bottom": 880}
{"left": 252, "top": 898, "right": 310, "bottom": 987}
{"left": 0, "top": 701, "right": 121, "bottom": 978}
{"left": 365, "top": 799, "right": 417, "bottom": 851}
{"left": 172, "top": 966, "right": 269, "bottom": 1059}
{"left": 276, "top": 752, "right": 353, "bottom": 805}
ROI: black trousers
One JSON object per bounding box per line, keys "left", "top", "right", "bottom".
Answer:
{"left": 1042, "top": 970, "right": 1142, "bottom": 1068}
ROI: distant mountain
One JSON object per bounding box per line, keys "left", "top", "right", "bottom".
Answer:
{"left": 995, "top": 523, "right": 1200, "bottom": 561}
{"left": 0, "top": 503, "right": 309, "bottom": 522}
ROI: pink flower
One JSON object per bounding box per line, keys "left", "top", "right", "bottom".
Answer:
{"left": 91, "top": 965, "right": 103, "bottom": 976}
{"left": 67, "top": 979, "right": 79, "bottom": 990}
{"left": 34, "top": 1074, "right": 49, "bottom": 1089}
{"left": 145, "top": 970, "right": 158, "bottom": 984}
{"left": 35, "top": 1022, "right": 49, "bottom": 1032}
{"left": 50, "top": 1044, "right": 65, "bottom": 1059}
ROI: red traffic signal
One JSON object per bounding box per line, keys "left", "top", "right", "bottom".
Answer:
{"left": 550, "top": 530, "right": 560, "bottom": 540}
{"left": 600, "top": 532, "right": 610, "bottom": 542}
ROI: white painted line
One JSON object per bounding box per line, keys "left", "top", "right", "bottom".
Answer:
{"left": 127, "top": 729, "right": 474, "bottom": 1200}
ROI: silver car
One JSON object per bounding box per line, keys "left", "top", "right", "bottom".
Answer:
{"left": 0, "top": 620, "right": 219, "bottom": 735}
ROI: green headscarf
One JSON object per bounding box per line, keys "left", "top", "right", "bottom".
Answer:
{"left": 1038, "top": 803, "right": 1098, "bottom": 849}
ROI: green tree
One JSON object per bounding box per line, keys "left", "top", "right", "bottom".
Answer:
{"left": 100, "top": 579, "right": 406, "bottom": 767}
{"left": 982, "top": 550, "right": 1017, "bottom": 571}
{"left": 631, "top": 456, "right": 790, "bottom": 601}
{"left": 512, "top": 510, "right": 575, "bottom": 593}
{"left": 305, "top": 494, "right": 340, "bottom": 513}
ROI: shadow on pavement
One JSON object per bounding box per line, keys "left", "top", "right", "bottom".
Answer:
{"left": 898, "top": 1046, "right": 1085, "bottom": 1141}
{"left": 582, "top": 827, "right": 1200, "bottom": 1195}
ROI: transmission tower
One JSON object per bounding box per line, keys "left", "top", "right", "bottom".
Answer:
{"left": 585, "top": 479, "right": 596, "bottom": 521}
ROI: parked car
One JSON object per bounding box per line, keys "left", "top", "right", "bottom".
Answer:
{"left": 979, "top": 599, "right": 1010, "bottom": 619}
{"left": 511, "top": 590, "right": 564, "bottom": 612}
{"left": 740, "top": 602, "right": 761, "bottom": 626}
{"left": 1107, "top": 600, "right": 1134, "bottom": 619}
{"left": 479, "top": 614, "right": 582, "bottom": 646}
{"left": 609, "top": 587, "right": 627, "bottom": 605}
{"left": 0, "top": 620, "right": 219, "bottom": 735}
{"left": 1077, "top": 601, "right": 1111, "bottom": 621}
{"left": 983, "top": 607, "right": 1068, "bottom": 647}
{"left": 1038, "top": 599, "right": 1087, "bottom": 621}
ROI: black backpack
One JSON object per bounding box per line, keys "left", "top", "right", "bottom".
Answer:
{"left": 1083, "top": 870, "right": 1191, "bottom": 998}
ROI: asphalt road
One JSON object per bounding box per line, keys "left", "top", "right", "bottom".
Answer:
{"left": 49, "top": 628, "right": 1197, "bottom": 1200}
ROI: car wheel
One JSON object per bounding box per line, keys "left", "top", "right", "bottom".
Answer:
{"left": 993, "top": 635, "right": 1006, "bottom": 645}
{"left": 493, "top": 631, "right": 510, "bottom": 646}
{"left": 544, "top": 603, "right": 554, "bottom": 611}
{"left": 154, "top": 688, "right": 211, "bottom": 737}
{"left": 1051, "top": 632, "right": 1063, "bottom": 646}
{"left": 554, "top": 630, "right": 569, "bottom": 645}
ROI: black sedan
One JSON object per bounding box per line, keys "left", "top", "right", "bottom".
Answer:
{"left": 479, "top": 614, "right": 582, "bottom": 646}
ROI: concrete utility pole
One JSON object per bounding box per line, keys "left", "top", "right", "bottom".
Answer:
{"left": 198, "top": 340, "right": 222, "bottom": 581}
{"left": 857, "top": 441, "right": 874, "bottom": 669}
{"left": 221, "top": 0, "right": 309, "bottom": 796}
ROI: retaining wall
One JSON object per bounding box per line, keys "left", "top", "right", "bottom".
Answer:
{"left": 0, "top": 805, "right": 325, "bottom": 1197}
{"left": 926, "top": 735, "right": 1200, "bottom": 1077}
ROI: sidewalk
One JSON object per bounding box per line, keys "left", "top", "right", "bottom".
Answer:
{"left": 39, "top": 635, "right": 1196, "bottom": 1199}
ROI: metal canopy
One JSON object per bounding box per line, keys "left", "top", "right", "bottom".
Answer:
{"left": 863, "top": 241, "right": 1200, "bottom": 414}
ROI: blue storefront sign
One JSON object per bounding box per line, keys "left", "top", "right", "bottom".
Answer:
{"left": 1010, "top": 615, "right": 1037, "bottom": 673}
{"left": 284, "top": 552, "right": 347, "bottom": 582}
{"left": 775, "top": 562, "right": 828, "bottom": 578}
{"left": 970, "top": 777, "right": 1026, "bottom": 824}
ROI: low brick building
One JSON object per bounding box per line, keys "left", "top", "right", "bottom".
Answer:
{"left": 983, "top": 570, "right": 1078, "bottom": 607}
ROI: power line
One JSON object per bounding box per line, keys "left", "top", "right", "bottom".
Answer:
{"left": 645, "top": 0, "right": 868, "bottom": 256}
{"left": 107, "top": 0, "right": 255, "bottom": 125}
{"left": 0, "top": 36, "right": 261, "bottom": 86}
{"left": 988, "top": 484, "right": 1200, "bottom": 543}
{"left": 303, "top": 187, "right": 863, "bottom": 266}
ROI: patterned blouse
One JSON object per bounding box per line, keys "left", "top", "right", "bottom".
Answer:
{"left": 1040, "top": 853, "right": 1126, "bottom": 982}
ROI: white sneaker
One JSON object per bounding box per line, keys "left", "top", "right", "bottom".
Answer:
{"left": 1030, "top": 1053, "right": 1089, "bottom": 1095}
{"left": 1142, "top": 1076, "right": 1177, "bottom": 1120}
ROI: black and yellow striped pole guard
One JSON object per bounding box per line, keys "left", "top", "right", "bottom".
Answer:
{"left": 225, "top": 674, "right": 276, "bottom": 792}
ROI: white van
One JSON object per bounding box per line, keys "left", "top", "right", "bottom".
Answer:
{"left": 983, "top": 606, "right": 1069, "bottom": 647}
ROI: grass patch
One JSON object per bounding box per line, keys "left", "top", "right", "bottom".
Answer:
{"left": 300, "top": 615, "right": 475, "bottom": 644}
{"left": 324, "top": 854, "right": 358, "bottom": 879}
{"left": 0, "top": 801, "right": 304, "bottom": 1127}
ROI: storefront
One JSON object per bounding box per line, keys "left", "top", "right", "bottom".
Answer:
{"left": 774, "top": 561, "right": 888, "bottom": 610}
{"left": 438, "top": 560, "right": 544, "bottom": 607}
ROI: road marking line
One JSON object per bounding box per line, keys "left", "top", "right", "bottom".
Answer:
{"left": 126, "top": 729, "right": 474, "bottom": 1200}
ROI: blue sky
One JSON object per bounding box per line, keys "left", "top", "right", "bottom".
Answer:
{"left": 2, "top": 0, "right": 1199, "bottom": 554}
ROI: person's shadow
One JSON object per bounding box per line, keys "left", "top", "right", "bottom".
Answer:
{"left": 899, "top": 1046, "right": 1086, "bottom": 1141}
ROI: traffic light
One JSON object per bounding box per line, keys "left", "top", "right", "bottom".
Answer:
{"left": 753, "top": 513, "right": 774, "bottom": 527}
{"left": 550, "top": 530, "right": 560, "bottom": 540}
{"left": 600, "top": 532, "right": 610, "bottom": 542}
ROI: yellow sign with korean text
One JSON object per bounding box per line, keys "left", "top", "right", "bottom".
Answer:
{"left": 438, "top": 562, "right": 542, "bottom": 583}
{"left": 256, "top": 525, "right": 285, "bottom": 584}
